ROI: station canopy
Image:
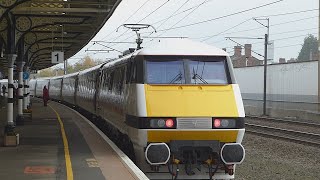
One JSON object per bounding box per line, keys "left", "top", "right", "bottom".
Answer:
{"left": 0, "top": 0, "right": 121, "bottom": 77}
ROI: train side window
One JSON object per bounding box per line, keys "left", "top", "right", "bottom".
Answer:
{"left": 112, "top": 66, "right": 125, "bottom": 95}
{"left": 119, "top": 66, "right": 126, "bottom": 94}
{"left": 108, "top": 71, "right": 114, "bottom": 91}
{"left": 126, "top": 61, "right": 132, "bottom": 84}
{"left": 130, "top": 62, "right": 137, "bottom": 83}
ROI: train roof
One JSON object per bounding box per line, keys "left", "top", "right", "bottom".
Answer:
{"left": 78, "top": 64, "right": 102, "bottom": 75}
{"left": 63, "top": 71, "right": 80, "bottom": 78}
{"left": 135, "top": 38, "right": 229, "bottom": 56}
{"left": 34, "top": 77, "right": 50, "bottom": 81}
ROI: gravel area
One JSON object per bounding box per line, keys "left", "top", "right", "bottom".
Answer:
{"left": 245, "top": 118, "right": 320, "bottom": 134}
{"left": 235, "top": 133, "right": 320, "bottom": 180}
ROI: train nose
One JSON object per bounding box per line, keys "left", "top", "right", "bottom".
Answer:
{"left": 145, "top": 143, "right": 171, "bottom": 165}
{"left": 220, "top": 143, "right": 245, "bottom": 164}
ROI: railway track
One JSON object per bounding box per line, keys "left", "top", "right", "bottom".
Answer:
{"left": 245, "top": 116, "right": 320, "bottom": 146}
{"left": 246, "top": 115, "right": 320, "bottom": 128}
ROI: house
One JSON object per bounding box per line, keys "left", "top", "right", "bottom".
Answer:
{"left": 230, "top": 44, "right": 263, "bottom": 67}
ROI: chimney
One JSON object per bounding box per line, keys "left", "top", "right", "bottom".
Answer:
{"left": 222, "top": 48, "right": 226, "bottom": 52}
{"left": 244, "top": 44, "right": 252, "bottom": 57}
{"left": 234, "top": 46, "right": 242, "bottom": 57}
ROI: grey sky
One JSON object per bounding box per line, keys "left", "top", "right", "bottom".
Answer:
{"left": 63, "top": 0, "right": 318, "bottom": 66}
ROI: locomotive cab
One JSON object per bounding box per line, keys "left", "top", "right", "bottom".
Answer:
{"left": 126, "top": 42, "right": 246, "bottom": 179}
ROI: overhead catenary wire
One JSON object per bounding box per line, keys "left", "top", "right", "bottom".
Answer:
{"left": 151, "top": 0, "right": 214, "bottom": 26}
{"left": 202, "top": 16, "right": 318, "bottom": 41}
{"left": 115, "top": 0, "right": 211, "bottom": 47}
{"left": 153, "top": 0, "right": 191, "bottom": 33}
{"left": 111, "top": 0, "right": 285, "bottom": 48}
{"left": 222, "top": 32, "right": 317, "bottom": 51}
{"left": 146, "top": 0, "right": 208, "bottom": 44}
{"left": 254, "top": 8, "right": 318, "bottom": 18}
{"left": 163, "top": 0, "right": 208, "bottom": 32}
{"left": 246, "top": 32, "right": 317, "bottom": 46}
{"left": 155, "top": 0, "right": 285, "bottom": 33}
{"left": 100, "top": 0, "right": 152, "bottom": 41}
{"left": 200, "top": 18, "right": 252, "bottom": 42}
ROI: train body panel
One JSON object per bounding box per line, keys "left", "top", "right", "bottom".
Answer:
{"left": 62, "top": 73, "right": 78, "bottom": 105}
{"left": 144, "top": 84, "right": 240, "bottom": 117}
{"left": 49, "top": 77, "right": 63, "bottom": 101}
{"left": 76, "top": 65, "right": 102, "bottom": 114}
{"left": 126, "top": 84, "right": 147, "bottom": 117}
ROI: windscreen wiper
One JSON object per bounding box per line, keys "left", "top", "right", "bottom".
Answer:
{"left": 169, "top": 72, "right": 183, "bottom": 84}
{"left": 192, "top": 73, "right": 208, "bottom": 84}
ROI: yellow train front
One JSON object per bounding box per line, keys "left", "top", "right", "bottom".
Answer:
{"left": 125, "top": 39, "right": 245, "bottom": 179}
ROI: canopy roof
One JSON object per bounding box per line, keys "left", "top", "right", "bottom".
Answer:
{"left": 0, "top": 0, "right": 121, "bottom": 77}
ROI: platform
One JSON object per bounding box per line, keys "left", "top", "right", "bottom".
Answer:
{"left": 0, "top": 97, "right": 147, "bottom": 180}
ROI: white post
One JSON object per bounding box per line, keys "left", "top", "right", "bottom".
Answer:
{"left": 17, "top": 62, "right": 25, "bottom": 117}
{"left": 6, "top": 54, "right": 17, "bottom": 127}
{"left": 27, "top": 78, "right": 30, "bottom": 108}
{"left": 23, "top": 66, "right": 29, "bottom": 109}
{"left": 23, "top": 79, "right": 27, "bottom": 109}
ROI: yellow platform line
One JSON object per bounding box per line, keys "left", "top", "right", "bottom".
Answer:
{"left": 49, "top": 105, "right": 74, "bottom": 180}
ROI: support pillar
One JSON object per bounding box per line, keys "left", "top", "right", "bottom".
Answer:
{"left": 23, "top": 79, "right": 28, "bottom": 109}
{"left": 27, "top": 77, "right": 30, "bottom": 108}
{"left": 23, "top": 66, "right": 30, "bottom": 109}
{"left": 16, "top": 61, "right": 25, "bottom": 125}
{"left": 5, "top": 54, "right": 17, "bottom": 137}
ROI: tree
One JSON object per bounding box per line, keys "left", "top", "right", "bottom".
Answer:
{"left": 73, "top": 56, "right": 101, "bottom": 72}
{"left": 297, "top": 34, "right": 318, "bottom": 61}
{"left": 37, "top": 55, "right": 102, "bottom": 77}
{"left": 38, "top": 68, "right": 55, "bottom": 77}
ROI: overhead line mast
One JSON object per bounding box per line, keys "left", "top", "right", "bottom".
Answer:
{"left": 318, "top": 2, "right": 320, "bottom": 109}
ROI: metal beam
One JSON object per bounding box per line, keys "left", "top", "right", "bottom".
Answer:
{"left": 13, "top": 7, "right": 110, "bottom": 13}
{"left": 29, "top": 0, "right": 113, "bottom": 6}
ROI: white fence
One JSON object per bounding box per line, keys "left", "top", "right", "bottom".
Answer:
{"left": 234, "top": 60, "right": 318, "bottom": 103}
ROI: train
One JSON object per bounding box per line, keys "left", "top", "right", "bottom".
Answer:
{"left": 30, "top": 39, "right": 245, "bottom": 180}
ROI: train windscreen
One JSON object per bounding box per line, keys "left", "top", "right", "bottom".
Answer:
{"left": 145, "top": 56, "right": 229, "bottom": 84}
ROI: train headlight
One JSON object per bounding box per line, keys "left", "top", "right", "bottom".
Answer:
{"left": 165, "top": 119, "right": 174, "bottom": 128}
{"left": 221, "top": 119, "right": 229, "bottom": 127}
{"left": 157, "top": 119, "right": 166, "bottom": 127}
{"left": 214, "top": 119, "right": 221, "bottom": 128}
{"left": 212, "top": 118, "right": 236, "bottom": 128}
{"left": 149, "top": 118, "right": 176, "bottom": 129}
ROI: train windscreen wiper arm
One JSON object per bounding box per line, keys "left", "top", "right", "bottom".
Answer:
{"left": 169, "top": 72, "right": 183, "bottom": 84}
{"left": 192, "top": 73, "right": 208, "bottom": 84}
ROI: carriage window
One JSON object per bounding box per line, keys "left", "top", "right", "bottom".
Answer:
{"left": 112, "top": 66, "right": 126, "bottom": 94}
{"left": 108, "top": 71, "right": 114, "bottom": 91}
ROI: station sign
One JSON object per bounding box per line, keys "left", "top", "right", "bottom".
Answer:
{"left": 23, "top": 72, "right": 30, "bottom": 80}
{"left": 51, "top": 51, "right": 64, "bottom": 64}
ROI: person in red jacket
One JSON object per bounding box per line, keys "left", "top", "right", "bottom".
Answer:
{"left": 43, "top": 85, "right": 49, "bottom": 106}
